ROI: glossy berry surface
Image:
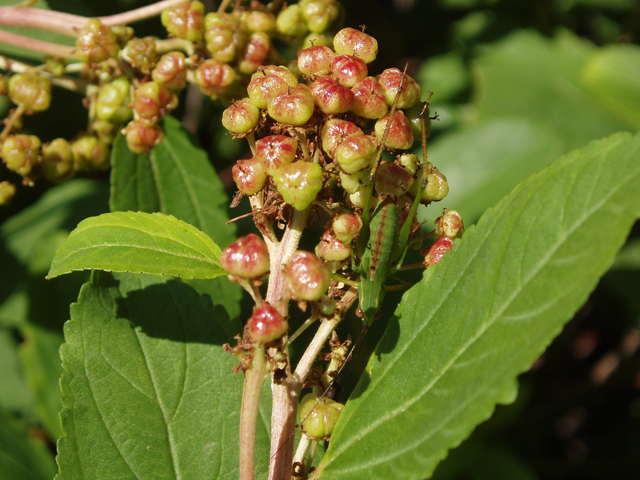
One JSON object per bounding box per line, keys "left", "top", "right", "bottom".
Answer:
{"left": 299, "top": 393, "right": 344, "bottom": 439}
{"left": 424, "top": 235, "right": 453, "bottom": 267}
{"left": 283, "top": 250, "right": 331, "bottom": 301}
{"left": 221, "top": 233, "right": 270, "bottom": 280}
{"left": 247, "top": 303, "right": 288, "bottom": 343}
{"left": 255, "top": 135, "right": 298, "bottom": 174}
{"left": 232, "top": 158, "right": 267, "bottom": 195}
{"left": 273, "top": 161, "right": 323, "bottom": 211}
{"left": 222, "top": 98, "right": 260, "bottom": 134}
{"left": 267, "top": 84, "right": 315, "bottom": 126}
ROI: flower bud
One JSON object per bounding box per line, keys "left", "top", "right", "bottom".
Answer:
{"left": 435, "top": 210, "right": 464, "bottom": 239}
{"left": 310, "top": 76, "right": 354, "bottom": 115}
{"left": 222, "top": 98, "right": 260, "bottom": 134}
{"left": 8, "top": 73, "right": 51, "bottom": 112}
{"left": 273, "top": 161, "right": 323, "bottom": 211}
{"left": 42, "top": 138, "right": 74, "bottom": 182}
{"left": 71, "top": 135, "right": 110, "bottom": 171}
{"left": 284, "top": 250, "right": 331, "bottom": 301}
{"left": 378, "top": 68, "right": 422, "bottom": 109}
{"left": 1, "top": 134, "right": 40, "bottom": 176}
{"left": 220, "top": 233, "right": 270, "bottom": 280}
{"left": 424, "top": 235, "right": 453, "bottom": 267}
{"left": 276, "top": 4, "right": 308, "bottom": 36}
{"left": 0, "top": 181, "right": 16, "bottom": 205}
{"left": 332, "top": 213, "right": 362, "bottom": 243}
{"left": 248, "top": 303, "right": 288, "bottom": 343}
{"left": 331, "top": 54, "right": 367, "bottom": 88}
{"left": 161, "top": 1, "right": 205, "bottom": 42}
{"left": 152, "top": 52, "right": 187, "bottom": 90}
{"left": 267, "top": 84, "right": 315, "bottom": 126}
{"left": 298, "top": 45, "right": 335, "bottom": 76}
{"left": 334, "top": 134, "right": 377, "bottom": 174}
{"left": 299, "top": 393, "right": 344, "bottom": 439}
{"left": 123, "top": 37, "right": 157, "bottom": 71}
{"left": 133, "top": 81, "right": 178, "bottom": 125}
{"left": 194, "top": 59, "right": 236, "bottom": 99}
{"left": 76, "top": 19, "right": 120, "bottom": 63}
{"left": 333, "top": 27, "right": 378, "bottom": 63}
{"left": 124, "top": 120, "right": 164, "bottom": 155}
{"left": 232, "top": 158, "right": 267, "bottom": 195}
{"left": 96, "top": 76, "right": 133, "bottom": 124}
{"left": 317, "top": 229, "right": 351, "bottom": 262}
{"left": 374, "top": 110, "right": 413, "bottom": 150}
{"left": 255, "top": 135, "right": 298, "bottom": 174}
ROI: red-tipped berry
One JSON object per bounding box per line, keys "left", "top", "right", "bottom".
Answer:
{"left": 310, "top": 76, "right": 355, "bottom": 115}
{"left": 222, "top": 98, "right": 260, "bottom": 134}
{"left": 248, "top": 303, "right": 288, "bottom": 343}
{"left": 375, "top": 110, "right": 413, "bottom": 150}
{"left": 317, "top": 229, "right": 351, "bottom": 262}
{"left": 238, "top": 32, "right": 271, "bottom": 75}
{"left": 194, "top": 59, "right": 236, "bottom": 99}
{"left": 133, "top": 81, "right": 178, "bottom": 125}
{"left": 351, "top": 76, "right": 388, "bottom": 119}
{"left": 255, "top": 135, "right": 298, "bottom": 174}
{"left": 332, "top": 213, "right": 363, "bottom": 243}
{"left": 435, "top": 210, "right": 464, "bottom": 239}
{"left": 267, "top": 84, "right": 315, "bottom": 126}
{"left": 273, "top": 161, "right": 323, "bottom": 211}
{"left": 284, "top": 250, "right": 331, "bottom": 301}
{"left": 320, "top": 118, "right": 362, "bottom": 159}
{"left": 76, "top": 19, "right": 120, "bottom": 63}
{"left": 161, "top": 1, "right": 205, "bottom": 42}
{"left": 8, "top": 73, "right": 51, "bottom": 112}
{"left": 220, "top": 233, "right": 270, "bottom": 280}
{"left": 124, "top": 120, "right": 164, "bottom": 155}
{"left": 232, "top": 158, "right": 267, "bottom": 195}
{"left": 378, "top": 68, "right": 422, "bottom": 109}
{"left": 152, "top": 52, "right": 187, "bottom": 90}
{"left": 374, "top": 161, "right": 414, "bottom": 197}
{"left": 331, "top": 54, "right": 367, "bottom": 88}
{"left": 333, "top": 27, "right": 378, "bottom": 64}
{"left": 424, "top": 235, "right": 453, "bottom": 267}
{"left": 247, "top": 65, "right": 298, "bottom": 109}
{"left": 298, "top": 45, "right": 335, "bottom": 76}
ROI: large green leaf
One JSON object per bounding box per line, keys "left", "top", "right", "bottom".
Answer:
{"left": 47, "top": 211, "right": 226, "bottom": 280}
{"left": 56, "top": 272, "right": 269, "bottom": 479}
{"left": 109, "top": 115, "right": 242, "bottom": 320}
{"left": 315, "top": 132, "right": 640, "bottom": 479}
{"left": 0, "top": 408, "right": 57, "bottom": 480}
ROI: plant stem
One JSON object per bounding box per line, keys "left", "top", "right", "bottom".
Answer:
{"left": 0, "top": 30, "right": 75, "bottom": 59}
{"left": 239, "top": 343, "right": 268, "bottom": 480}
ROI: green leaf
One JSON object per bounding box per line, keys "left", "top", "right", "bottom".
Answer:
{"left": 316, "top": 132, "right": 640, "bottom": 479}
{"left": 56, "top": 272, "right": 269, "bottom": 479}
{"left": 0, "top": 329, "right": 35, "bottom": 414}
{"left": 0, "top": 408, "right": 57, "bottom": 480}
{"left": 47, "top": 211, "right": 226, "bottom": 280}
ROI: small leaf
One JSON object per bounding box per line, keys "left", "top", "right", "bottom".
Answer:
{"left": 56, "top": 272, "right": 266, "bottom": 479}
{"left": 47, "top": 211, "right": 225, "bottom": 279}
{"left": 315, "top": 132, "right": 640, "bottom": 479}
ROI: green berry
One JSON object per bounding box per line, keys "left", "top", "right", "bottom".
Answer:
{"left": 273, "top": 161, "right": 323, "bottom": 211}
{"left": 42, "top": 138, "right": 74, "bottom": 182}
{"left": 338, "top": 170, "right": 367, "bottom": 194}
{"left": 161, "top": 1, "right": 205, "bottom": 42}
{"left": 333, "top": 27, "right": 378, "bottom": 63}
{"left": 398, "top": 153, "right": 419, "bottom": 175}
{"left": 299, "top": 392, "right": 344, "bottom": 438}
{"left": 283, "top": 250, "right": 331, "bottom": 301}
{"left": 374, "top": 110, "right": 413, "bottom": 150}
{"left": 204, "top": 12, "right": 246, "bottom": 62}
{"left": 276, "top": 4, "right": 308, "bottom": 36}
{"left": 0, "top": 181, "right": 16, "bottom": 205}
{"left": 320, "top": 118, "right": 363, "bottom": 159}
{"left": 1, "top": 134, "right": 41, "bottom": 176}
{"left": 247, "top": 65, "right": 298, "bottom": 109}
{"left": 124, "top": 120, "right": 164, "bottom": 155}
{"left": 408, "top": 167, "right": 449, "bottom": 203}
{"left": 299, "top": 0, "right": 339, "bottom": 33}
{"left": 435, "top": 209, "right": 464, "bottom": 239}
{"left": 244, "top": 10, "right": 276, "bottom": 33}
{"left": 374, "top": 161, "right": 414, "bottom": 197}
{"left": 123, "top": 37, "right": 157, "bottom": 71}
{"left": 8, "top": 73, "right": 51, "bottom": 112}
{"left": 222, "top": 98, "right": 260, "bottom": 134}
{"left": 152, "top": 52, "right": 187, "bottom": 90}
{"left": 71, "top": 135, "right": 110, "bottom": 171}
{"left": 96, "top": 76, "right": 133, "bottom": 124}
{"left": 76, "top": 19, "right": 120, "bottom": 63}
{"left": 133, "top": 81, "right": 178, "bottom": 126}
{"left": 267, "top": 84, "right": 315, "bottom": 126}
{"left": 334, "top": 133, "right": 377, "bottom": 174}
{"left": 302, "top": 32, "right": 334, "bottom": 49}
{"left": 0, "top": 74, "right": 8, "bottom": 96}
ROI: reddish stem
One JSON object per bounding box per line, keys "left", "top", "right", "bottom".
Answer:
{"left": 0, "top": 30, "right": 75, "bottom": 59}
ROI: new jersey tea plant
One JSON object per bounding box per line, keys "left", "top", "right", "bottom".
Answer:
{"left": 2, "top": 1, "right": 640, "bottom": 479}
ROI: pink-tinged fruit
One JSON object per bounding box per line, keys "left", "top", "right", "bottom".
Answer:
{"left": 273, "top": 161, "right": 323, "bottom": 211}
{"left": 283, "top": 250, "right": 331, "bottom": 301}
{"left": 424, "top": 235, "right": 453, "bottom": 267}
{"left": 248, "top": 303, "right": 288, "bottom": 343}
{"left": 333, "top": 27, "right": 378, "bottom": 64}
{"left": 232, "top": 158, "right": 267, "bottom": 195}
{"left": 221, "top": 233, "right": 270, "bottom": 280}
{"left": 255, "top": 135, "right": 298, "bottom": 174}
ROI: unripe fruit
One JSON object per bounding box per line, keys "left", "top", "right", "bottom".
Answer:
{"left": 298, "top": 45, "right": 335, "bottom": 76}
{"left": 232, "top": 158, "right": 267, "bottom": 195}
{"left": 1, "top": 134, "right": 41, "bottom": 176}
{"left": 338, "top": 170, "right": 367, "bottom": 195}
{"left": 276, "top": 4, "right": 308, "bottom": 36}
{"left": 299, "top": 0, "right": 339, "bottom": 33}
{"left": 310, "top": 76, "right": 354, "bottom": 115}
{"left": 255, "top": 135, "right": 298, "bottom": 174}
{"left": 320, "top": 118, "right": 362, "bottom": 159}
{"left": 245, "top": 10, "right": 276, "bottom": 33}
{"left": 273, "top": 161, "right": 323, "bottom": 211}
{"left": 0, "top": 181, "right": 16, "bottom": 205}
{"left": 348, "top": 187, "right": 371, "bottom": 209}
{"left": 375, "top": 110, "right": 413, "bottom": 150}
{"left": 124, "top": 120, "right": 164, "bottom": 155}
{"left": 283, "top": 250, "right": 331, "bottom": 301}
{"left": 220, "top": 233, "right": 270, "bottom": 280}
{"left": 96, "top": 76, "right": 132, "bottom": 124}
{"left": 406, "top": 102, "right": 430, "bottom": 140}
{"left": 424, "top": 235, "right": 453, "bottom": 267}
{"left": 316, "top": 295, "right": 336, "bottom": 316}
{"left": 374, "top": 161, "right": 414, "bottom": 197}
{"left": 408, "top": 168, "right": 449, "bottom": 203}
{"left": 299, "top": 393, "right": 344, "bottom": 438}
{"left": 331, "top": 54, "right": 367, "bottom": 88}
{"left": 152, "top": 52, "right": 187, "bottom": 90}
{"left": 76, "top": 19, "right": 120, "bottom": 63}
{"left": 317, "top": 229, "right": 351, "bottom": 262}
{"left": 123, "top": 37, "right": 157, "bottom": 71}
{"left": 111, "top": 25, "right": 134, "bottom": 47}
{"left": 302, "top": 32, "right": 333, "bottom": 49}
{"left": 133, "top": 81, "right": 178, "bottom": 126}
{"left": 435, "top": 210, "right": 464, "bottom": 239}
{"left": 332, "top": 213, "right": 363, "bottom": 243}
{"left": 333, "top": 27, "right": 378, "bottom": 64}
{"left": 42, "top": 138, "right": 74, "bottom": 182}
{"left": 334, "top": 133, "right": 377, "bottom": 174}
{"left": 238, "top": 32, "right": 271, "bottom": 75}
{"left": 222, "top": 98, "right": 260, "bottom": 134}
{"left": 398, "top": 153, "right": 419, "bottom": 175}
{"left": 351, "top": 76, "right": 388, "bottom": 119}
{"left": 248, "top": 303, "right": 288, "bottom": 343}
{"left": 8, "top": 73, "right": 51, "bottom": 112}
{"left": 194, "top": 59, "right": 236, "bottom": 99}
{"left": 247, "top": 65, "right": 298, "bottom": 109}
{"left": 267, "top": 84, "right": 315, "bottom": 126}
{"left": 204, "top": 24, "right": 239, "bottom": 63}
{"left": 378, "top": 68, "right": 422, "bottom": 109}
{"left": 71, "top": 135, "right": 110, "bottom": 170}
{"left": 161, "top": 0, "right": 205, "bottom": 42}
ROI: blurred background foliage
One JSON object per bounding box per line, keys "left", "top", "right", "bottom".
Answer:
{"left": 1, "top": 0, "right": 640, "bottom": 478}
